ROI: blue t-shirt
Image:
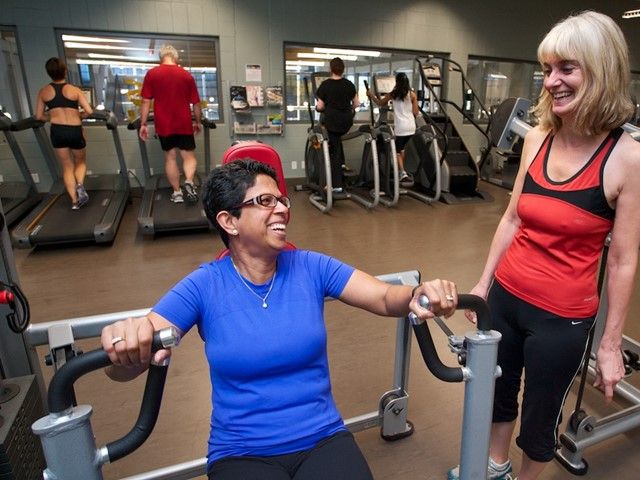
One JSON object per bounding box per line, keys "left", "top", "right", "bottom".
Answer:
{"left": 152, "top": 249, "right": 355, "bottom": 466}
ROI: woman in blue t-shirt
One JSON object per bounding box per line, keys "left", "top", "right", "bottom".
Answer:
{"left": 101, "top": 159, "right": 458, "bottom": 480}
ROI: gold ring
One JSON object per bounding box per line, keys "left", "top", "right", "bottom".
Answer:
{"left": 111, "top": 336, "right": 125, "bottom": 346}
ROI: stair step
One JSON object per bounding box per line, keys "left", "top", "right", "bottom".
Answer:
{"left": 449, "top": 165, "right": 477, "bottom": 177}
{"left": 446, "top": 151, "right": 471, "bottom": 166}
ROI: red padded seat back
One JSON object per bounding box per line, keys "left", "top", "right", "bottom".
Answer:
{"left": 222, "top": 141, "right": 288, "bottom": 195}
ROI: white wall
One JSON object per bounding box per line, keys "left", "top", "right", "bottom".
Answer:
{"left": 1, "top": 0, "right": 638, "bottom": 188}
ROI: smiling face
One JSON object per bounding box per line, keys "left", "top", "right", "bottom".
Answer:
{"left": 542, "top": 57, "right": 584, "bottom": 119}
{"left": 233, "top": 174, "right": 290, "bottom": 254}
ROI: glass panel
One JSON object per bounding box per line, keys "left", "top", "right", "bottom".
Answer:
{"left": 0, "top": 27, "right": 30, "bottom": 119}
{"left": 466, "top": 56, "right": 541, "bottom": 123}
{"left": 284, "top": 44, "right": 443, "bottom": 123}
{"left": 631, "top": 72, "right": 640, "bottom": 126}
{"left": 57, "top": 31, "right": 221, "bottom": 123}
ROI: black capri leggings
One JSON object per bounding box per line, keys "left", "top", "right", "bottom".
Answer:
{"left": 489, "top": 280, "right": 595, "bottom": 462}
{"left": 207, "top": 430, "right": 373, "bottom": 480}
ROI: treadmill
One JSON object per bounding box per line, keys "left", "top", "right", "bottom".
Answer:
{"left": 128, "top": 116, "right": 216, "bottom": 236}
{"left": 11, "top": 110, "right": 130, "bottom": 248}
{"left": 0, "top": 110, "right": 41, "bottom": 227}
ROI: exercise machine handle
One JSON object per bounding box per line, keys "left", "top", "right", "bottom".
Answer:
{"left": 105, "top": 362, "right": 169, "bottom": 462}
{"left": 10, "top": 115, "right": 45, "bottom": 131}
{"left": 364, "top": 80, "right": 375, "bottom": 126}
{"left": 409, "top": 294, "right": 491, "bottom": 383}
{"left": 47, "top": 327, "right": 180, "bottom": 413}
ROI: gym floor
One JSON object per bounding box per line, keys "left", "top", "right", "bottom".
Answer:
{"left": 14, "top": 181, "right": 640, "bottom": 479}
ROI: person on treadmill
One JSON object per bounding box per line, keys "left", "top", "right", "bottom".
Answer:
{"left": 315, "top": 58, "right": 358, "bottom": 195}
{"left": 36, "top": 57, "right": 93, "bottom": 210}
{"left": 139, "top": 45, "right": 202, "bottom": 204}
{"left": 101, "top": 158, "right": 459, "bottom": 480}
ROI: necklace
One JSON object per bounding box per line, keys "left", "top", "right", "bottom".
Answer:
{"left": 231, "top": 259, "right": 276, "bottom": 308}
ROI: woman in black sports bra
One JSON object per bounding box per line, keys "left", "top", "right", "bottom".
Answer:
{"left": 36, "top": 57, "right": 93, "bottom": 210}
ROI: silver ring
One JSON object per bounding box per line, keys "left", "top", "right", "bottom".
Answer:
{"left": 111, "top": 336, "right": 125, "bottom": 346}
{"left": 445, "top": 295, "right": 454, "bottom": 302}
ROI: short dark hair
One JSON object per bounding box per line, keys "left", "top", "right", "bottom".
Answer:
{"left": 45, "top": 58, "right": 67, "bottom": 81}
{"left": 202, "top": 159, "right": 278, "bottom": 247}
{"left": 329, "top": 57, "right": 345, "bottom": 76}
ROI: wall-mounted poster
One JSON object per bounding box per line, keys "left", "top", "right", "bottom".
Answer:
{"left": 245, "top": 64, "right": 262, "bottom": 82}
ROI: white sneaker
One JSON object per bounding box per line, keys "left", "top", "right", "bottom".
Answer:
{"left": 170, "top": 191, "right": 184, "bottom": 203}
{"left": 447, "top": 458, "right": 512, "bottom": 480}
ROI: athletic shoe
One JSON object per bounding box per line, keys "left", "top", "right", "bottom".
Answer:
{"left": 331, "top": 187, "right": 348, "bottom": 200}
{"left": 447, "top": 458, "right": 513, "bottom": 480}
{"left": 183, "top": 182, "right": 198, "bottom": 203}
{"left": 71, "top": 203, "right": 80, "bottom": 210}
{"left": 399, "top": 171, "right": 414, "bottom": 187}
{"left": 76, "top": 184, "right": 89, "bottom": 207}
{"left": 170, "top": 191, "right": 184, "bottom": 203}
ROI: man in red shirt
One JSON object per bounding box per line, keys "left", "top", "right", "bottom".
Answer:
{"left": 140, "top": 45, "right": 201, "bottom": 203}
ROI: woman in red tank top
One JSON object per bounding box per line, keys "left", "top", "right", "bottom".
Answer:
{"left": 448, "top": 11, "right": 640, "bottom": 480}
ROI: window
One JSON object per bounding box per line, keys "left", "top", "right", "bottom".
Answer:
{"left": 284, "top": 43, "right": 444, "bottom": 123}
{"left": 465, "top": 56, "right": 541, "bottom": 123}
{"left": 631, "top": 72, "right": 640, "bottom": 126}
{"left": 56, "top": 30, "right": 222, "bottom": 123}
{"left": 0, "top": 26, "right": 31, "bottom": 119}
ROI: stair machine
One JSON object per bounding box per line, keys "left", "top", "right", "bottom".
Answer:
{"left": 11, "top": 110, "right": 130, "bottom": 248}
{"left": 14, "top": 262, "right": 502, "bottom": 479}
{"left": 297, "top": 73, "right": 380, "bottom": 213}
{"left": 488, "top": 102, "right": 640, "bottom": 475}
{"left": 414, "top": 56, "right": 492, "bottom": 204}
{"left": 0, "top": 110, "right": 42, "bottom": 227}
{"left": 128, "top": 116, "right": 217, "bottom": 236}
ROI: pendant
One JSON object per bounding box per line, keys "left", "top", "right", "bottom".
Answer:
{"left": 262, "top": 301, "right": 268, "bottom": 308}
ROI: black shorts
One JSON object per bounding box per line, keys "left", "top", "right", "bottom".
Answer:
{"left": 159, "top": 134, "right": 196, "bottom": 152}
{"left": 207, "top": 430, "right": 373, "bottom": 480}
{"left": 50, "top": 124, "right": 86, "bottom": 149}
{"left": 394, "top": 135, "right": 413, "bottom": 153}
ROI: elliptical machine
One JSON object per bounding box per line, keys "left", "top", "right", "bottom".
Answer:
{"left": 298, "top": 73, "right": 380, "bottom": 213}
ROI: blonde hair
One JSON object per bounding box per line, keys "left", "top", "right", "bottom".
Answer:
{"left": 159, "top": 44, "right": 179, "bottom": 62}
{"left": 534, "top": 11, "right": 634, "bottom": 136}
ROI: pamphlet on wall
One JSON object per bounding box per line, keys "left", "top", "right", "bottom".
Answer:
{"left": 267, "top": 113, "right": 283, "bottom": 125}
{"left": 265, "top": 86, "right": 283, "bottom": 107}
{"left": 230, "top": 85, "right": 250, "bottom": 111}
{"left": 246, "top": 85, "right": 264, "bottom": 107}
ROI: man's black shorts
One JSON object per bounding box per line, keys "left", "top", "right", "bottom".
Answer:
{"left": 159, "top": 134, "right": 196, "bottom": 151}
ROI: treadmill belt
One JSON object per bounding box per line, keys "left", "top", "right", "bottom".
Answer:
{"left": 153, "top": 187, "right": 208, "bottom": 231}
{"left": 30, "top": 190, "right": 113, "bottom": 243}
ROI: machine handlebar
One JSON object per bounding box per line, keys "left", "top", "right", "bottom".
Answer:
{"left": 10, "top": 116, "right": 45, "bottom": 131}
{"left": 409, "top": 293, "right": 491, "bottom": 383}
{"left": 128, "top": 115, "right": 216, "bottom": 130}
{"left": 46, "top": 327, "right": 179, "bottom": 462}
{"left": 48, "top": 327, "right": 179, "bottom": 413}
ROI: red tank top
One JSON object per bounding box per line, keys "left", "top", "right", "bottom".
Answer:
{"left": 495, "top": 128, "right": 622, "bottom": 318}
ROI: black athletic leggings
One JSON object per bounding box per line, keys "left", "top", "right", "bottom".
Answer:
{"left": 207, "top": 431, "right": 373, "bottom": 480}
{"left": 489, "top": 280, "right": 595, "bottom": 462}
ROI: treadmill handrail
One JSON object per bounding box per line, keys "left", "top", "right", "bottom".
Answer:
{"left": 127, "top": 115, "right": 216, "bottom": 131}
{"left": 10, "top": 115, "right": 46, "bottom": 132}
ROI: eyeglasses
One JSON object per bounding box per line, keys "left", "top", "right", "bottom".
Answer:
{"left": 232, "top": 193, "right": 291, "bottom": 210}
